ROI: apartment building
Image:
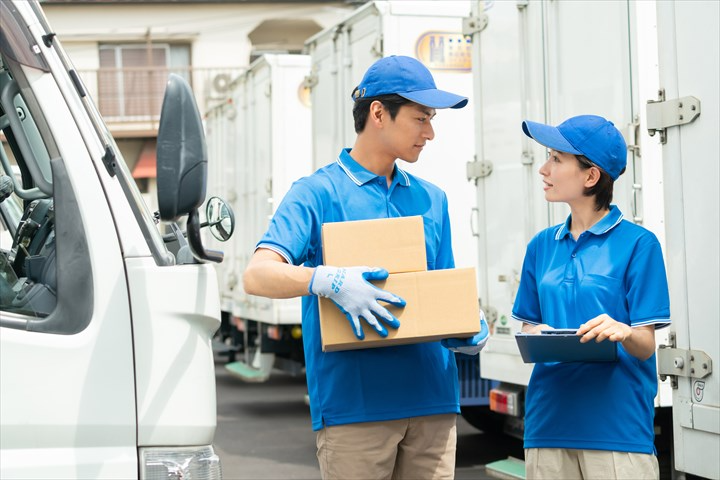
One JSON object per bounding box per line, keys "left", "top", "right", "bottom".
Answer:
{"left": 40, "top": 0, "right": 357, "bottom": 206}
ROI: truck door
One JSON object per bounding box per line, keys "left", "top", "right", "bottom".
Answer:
{"left": 653, "top": 1, "right": 720, "bottom": 478}
{"left": 0, "top": 2, "right": 136, "bottom": 477}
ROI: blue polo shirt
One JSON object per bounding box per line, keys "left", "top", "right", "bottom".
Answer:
{"left": 512, "top": 206, "right": 670, "bottom": 453}
{"left": 257, "top": 149, "right": 460, "bottom": 431}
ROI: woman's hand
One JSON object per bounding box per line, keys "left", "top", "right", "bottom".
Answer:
{"left": 577, "top": 314, "right": 656, "bottom": 360}
{"left": 577, "top": 314, "right": 632, "bottom": 343}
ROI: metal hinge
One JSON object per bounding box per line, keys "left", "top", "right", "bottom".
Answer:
{"left": 646, "top": 89, "right": 701, "bottom": 144}
{"left": 302, "top": 73, "right": 318, "bottom": 90}
{"left": 466, "top": 158, "right": 493, "bottom": 181}
{"left": 657, "top": 332, "right": 713, "bottom": 389}
{"left": 626, "top": 116, "right": 641, "bottom": 156}
{"left": 462, "top": 13, "right": 489, "bottom": 37}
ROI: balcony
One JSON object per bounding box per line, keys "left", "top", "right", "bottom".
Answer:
{"left": 76, "top": 66, "right": 244, "bottom": 138}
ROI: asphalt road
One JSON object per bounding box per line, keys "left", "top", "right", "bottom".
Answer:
{"left": 213, "top": 361, "right": 524, "bottom": 480}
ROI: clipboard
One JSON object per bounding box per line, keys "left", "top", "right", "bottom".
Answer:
{"left": 515, "top": 329, "right": 618, "bottom": 363}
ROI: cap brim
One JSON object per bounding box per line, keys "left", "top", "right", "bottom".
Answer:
{"left": 522, "top": 120, "right": 582, "bottom": 154}
{"left": 399, "top": 89, "right": 468, "bottom": 109}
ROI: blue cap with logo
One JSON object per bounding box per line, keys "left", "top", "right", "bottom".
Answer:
{"left": 352, "top": 55, "right": 468, "bottom": 109}
{"left": 522, "top": 115, "right": 627, "bottom": 180}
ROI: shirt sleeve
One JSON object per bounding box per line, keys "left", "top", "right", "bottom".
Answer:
{"left": 256, "top": 178, "right": 322, "bottom": 267}
{"left": 626, "top": 232, "right": 671, "bottom": 329}
{"left": 512, "top": 235, "right": 542, "bottom": 325}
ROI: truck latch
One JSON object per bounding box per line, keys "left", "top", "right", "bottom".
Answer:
{"left": 658, "top": 332, "right": 713, "bottom": 389}
{"left": 646, "top": 89, "right": 701, "bottom": 144}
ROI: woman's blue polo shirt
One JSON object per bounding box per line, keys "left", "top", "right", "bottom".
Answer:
{"left": 512, "top": 206, "right": 671, "bottom": 453}
{"left": 257, "top": 149, "right": 460, "bottom": 431}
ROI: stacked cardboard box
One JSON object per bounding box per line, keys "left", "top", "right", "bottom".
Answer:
{"left": 319, "top": 216, "right": 480, "bottom": 351}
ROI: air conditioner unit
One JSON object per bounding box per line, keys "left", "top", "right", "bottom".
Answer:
{"left": 212, "top": 73, "right": 232, "bottom": 95}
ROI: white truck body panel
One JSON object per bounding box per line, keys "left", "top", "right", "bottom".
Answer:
{"left": 127, "top": 258, "right": 220, "bottom": 445}
{"left": 656, "top": 1, "right": 720, "bottom": 477}
{"left": 305, "top": 0, "right": 479, "bottom": 271}
{"left": 206, "top": 54, "right": 312, "bottom": 326}
{"left": 1, "top": 1, "right": 223, "bottom": 477}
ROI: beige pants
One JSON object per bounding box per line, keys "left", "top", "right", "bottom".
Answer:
{"left": 316, "top": 414, "right": 457, "bottom": 480}
{"left": 525, "top": 448, "right": 660, "bottom": 480}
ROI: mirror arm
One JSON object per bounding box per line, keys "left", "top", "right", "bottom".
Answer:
{"left": 161, "top": 219, "right": 219, "bottom": 242}
{"left": 186, "top": 209, "right": 224, "bottom": 263}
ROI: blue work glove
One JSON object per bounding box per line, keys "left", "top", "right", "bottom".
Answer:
{"left": 309, "top": 265, "right": 405, "bottom": 340}
{"left": 441, "top": 310, "right": 490, "bottom": 355}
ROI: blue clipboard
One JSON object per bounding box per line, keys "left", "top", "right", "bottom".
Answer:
{"left": 515, "top": 329, "right": 618, "bottom": 363}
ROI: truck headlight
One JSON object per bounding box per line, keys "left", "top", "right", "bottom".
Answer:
{"left": 140, "top": 445, "right": 222, "bottom": 480}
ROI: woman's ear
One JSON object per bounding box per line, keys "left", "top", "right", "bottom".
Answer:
{"left": 584, "top": 166, "right": 602, "bottom": 188}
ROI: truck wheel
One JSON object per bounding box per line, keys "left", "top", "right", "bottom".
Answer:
{"left": 460, "top": 406, "right": 505, "bottom": 435}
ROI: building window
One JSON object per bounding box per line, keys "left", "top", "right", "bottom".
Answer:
{"left": 98, "top": 43, "right": 190, "bottom": 120}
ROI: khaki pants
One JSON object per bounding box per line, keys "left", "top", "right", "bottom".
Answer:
{"left": 525, "top": 448, "right": 660, "bottom": 480}
{"left": 316, "top": 414, "right": 457, "bottom": 480}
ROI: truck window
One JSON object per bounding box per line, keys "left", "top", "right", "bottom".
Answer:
{"left": 1, "top": 2, "right": 93, "bottom": 333}
{"left": 0, "top": 105, "right": 58, "bottom": 319}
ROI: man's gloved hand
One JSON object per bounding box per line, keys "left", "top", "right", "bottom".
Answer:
{"left": 441, "top": 309, "right": 490, "bottom": 355}
{"left": 309, "top": 265, "right": 405, "bottom": 340}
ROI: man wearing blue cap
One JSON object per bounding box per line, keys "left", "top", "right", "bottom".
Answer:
{"left": 243, "top": 55, "right": 489, "bottom": 479}
{"left": 512, "top": 115, "right": 671, "bottom": 479}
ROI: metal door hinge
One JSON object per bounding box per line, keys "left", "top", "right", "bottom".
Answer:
{"left": 466, "top": 159, "right": 493, "bottom": 181}
{"left": 302, "top": 73, "right": 318, "bottom": 90}
{"left": 626, "top": 116, "right": 641, "bottom": 156}
{"left": 658, "top": 332, "right": 713, "bottom": 389}
{"left": 462, "top": 13, "right": 489, "bottom": 37}
{"left": 646, "top": 89, "right": 701, "bottom": 144}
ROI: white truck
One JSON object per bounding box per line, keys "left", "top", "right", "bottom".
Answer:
{"left": 0, "top": 1, "right": 233, "bottom": 478}
{"left": 465, "top": 0, "right": 718, "bottom": 478}
{"left": 205, "top": 54, "right": 312, "bottom": 382}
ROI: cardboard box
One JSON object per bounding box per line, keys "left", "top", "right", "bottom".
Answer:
{"left": 318, "top": 217, "right": 480, "bottom": 352}
{"left": 322, "top": 216, "right": 427, "bottom": 273}
{"left": 319, "top": 268, "right": 480, "bottom": 351}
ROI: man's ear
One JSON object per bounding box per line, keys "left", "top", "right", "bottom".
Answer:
{"left": 368, "top": 100, "right": 385, "bottom": 128}
{"left": 584, "top": 166, "right": 602, "bottom": 188}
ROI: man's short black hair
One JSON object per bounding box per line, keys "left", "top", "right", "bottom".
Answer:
{"left": 352, "top": 94, "right": 414, "bottom": 133}
{"left": 576, "top": 154, "right": 624, "bottom": 211}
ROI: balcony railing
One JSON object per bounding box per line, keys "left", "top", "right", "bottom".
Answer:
{"left": 75, "top": 66, "right": 245, "bottom": 136}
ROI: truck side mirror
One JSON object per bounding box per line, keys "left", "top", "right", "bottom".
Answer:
{"left": 206, "top": 196, "right": 235, "bottom": 241}
{"left": 156, "top": 73, "right": 223, "bottom": 263}
{"left": 156, "top": 73, "right": 207, "bottom": 220}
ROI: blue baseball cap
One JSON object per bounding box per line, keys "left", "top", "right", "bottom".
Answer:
{"left": 522, "top": 115, "right": 627, "bottom": 180}
{"left": 352, "top": 55, "right": 468, "bottom": 109}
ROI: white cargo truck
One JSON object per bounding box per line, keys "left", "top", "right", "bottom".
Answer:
{"left": 205, "top": 54, "right": 312, "bottom": 382}
{"left": 0, "top": 1, "right": 234, "bottom": 478}
{"left": 465, "top": 0, "right": 718, "bottom": 478}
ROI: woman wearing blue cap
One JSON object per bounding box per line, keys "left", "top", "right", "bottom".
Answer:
{"left": 244, "top": 55, "right": 488, "bottom": 479}
{"left": 512, "top": 115, "right": 671, "bottom": 479}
